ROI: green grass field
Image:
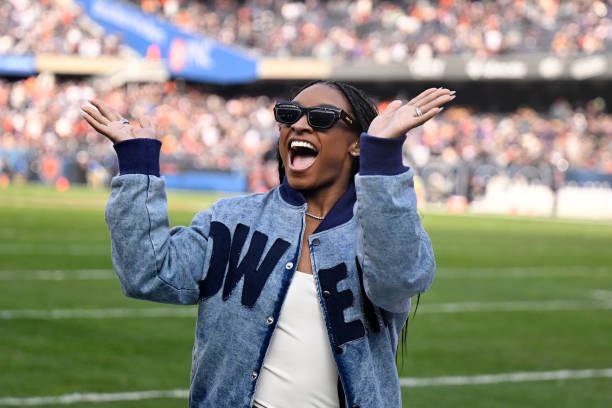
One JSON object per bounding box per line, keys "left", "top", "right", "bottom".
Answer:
{"left": 1, "top": 184, "right": 611, "bottom": 407}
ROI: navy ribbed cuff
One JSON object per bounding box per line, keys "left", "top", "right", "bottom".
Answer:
{"left": 359, "top": 133, "right": 409, "bottom": 175}
{"left": 113, "top": 138, "right": 162, "bottom": 176}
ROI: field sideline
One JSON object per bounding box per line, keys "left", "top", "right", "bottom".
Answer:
{"left": 1, "top": 184, "right": 611, "bottom": 407}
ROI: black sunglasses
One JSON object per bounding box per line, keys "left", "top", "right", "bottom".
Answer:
{"left": 274, "top": 100, "right": 358, "bottom": 131}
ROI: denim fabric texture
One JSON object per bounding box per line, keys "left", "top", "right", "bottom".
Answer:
{"left": 105, "top": 135, "right": 436, "bottom": 407}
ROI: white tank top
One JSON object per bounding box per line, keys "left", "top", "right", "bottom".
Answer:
{"left": 252, "top": 271, "right": 339, "bottom": 408}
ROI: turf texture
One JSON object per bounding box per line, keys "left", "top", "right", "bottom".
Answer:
{"left": 0, "top": 184, "right": 611, "bottom": 407}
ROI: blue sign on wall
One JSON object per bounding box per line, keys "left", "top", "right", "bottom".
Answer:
{"left": 0, "top": 55, "right": 36, "bottom": 76}
{"left": 75, "top": 0, "right": 257, "bottom": 84}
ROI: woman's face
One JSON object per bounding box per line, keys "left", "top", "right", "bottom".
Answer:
{"left": 278, "top": 84, "right": 359, "bottom": 194}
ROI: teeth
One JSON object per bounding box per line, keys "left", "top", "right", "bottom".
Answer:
{"left": 290, "top": 140, "right": 317, "bottom": 151}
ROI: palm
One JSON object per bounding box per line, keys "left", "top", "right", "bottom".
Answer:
{"left": 367, "top": 87, "right": 455, "bottom": 139}
{"left": 81, "top": 99, "right": 156, "bottom": 144}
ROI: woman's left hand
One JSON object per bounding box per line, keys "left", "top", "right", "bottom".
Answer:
{"left": 367, "top": 88, "right": 455, "bottom": 139}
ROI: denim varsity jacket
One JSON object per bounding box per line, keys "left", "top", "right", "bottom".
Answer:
{"left": 105, "top": 133, "right": 436, "bottom": 408}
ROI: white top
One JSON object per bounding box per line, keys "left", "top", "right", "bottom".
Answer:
{"left": 252, "top": 271, "right": 339, "bottom": 408}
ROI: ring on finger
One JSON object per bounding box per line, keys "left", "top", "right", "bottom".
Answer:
{"left": 414, "top": 106, "right": 423, "bottom": 118}
{"left": 119, "top": 118, "right": 129, "bottom": 124}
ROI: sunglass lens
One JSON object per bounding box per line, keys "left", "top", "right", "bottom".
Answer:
{"left": 275, "top": 106, "right": 302, "bottom": 124}
{"left": 308, "top": 109, "right": 336, "bottom": 129}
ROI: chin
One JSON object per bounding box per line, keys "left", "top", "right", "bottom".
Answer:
{"left": 285, "top": 172, "right": 316, "bottom": 191}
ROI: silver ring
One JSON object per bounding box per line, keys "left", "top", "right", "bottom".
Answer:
{"left": 119, "top": 118, "right": 129, "bottom": 124}
{"left": 414, "top": 107, "right": 423, "bottom": 118}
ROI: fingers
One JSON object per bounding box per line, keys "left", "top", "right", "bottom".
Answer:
{"left": 407, "top": 88, "right": 438, "bottom": 106}
{"left": 139, "top": 116, "right": 153, "bottom": 129}
{"left": 419, "top": 91, "right": 456, "bottom": 113}
{"left": 413, "top": 88, "right": 454, "bottom": 107}
{"left": 377, "top": 100, "right": 402, "bottom": 119}
{"left": 410, "top": 106, "right": 443, "bottom": 128}
{"left": 81, "top": 104, "right": 110, "bottom": 126}
{"left": 396, "top": 88, "right": 455, "bottom": 129}
{"left": 403, "top": 87, "right": 455, "bottom": 119}
{"left": 81, "top": 109, "right": 120, "bottom": 143}
{"left": 90, "top": 99, "right": 122, "bottom": 122}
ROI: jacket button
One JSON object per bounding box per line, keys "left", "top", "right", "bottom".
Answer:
{"left": 352, "top": 405, "right": 360, "bottom": 408}
{"left": 335, "top": 346, "right": 343, "bottom": 355}
{"left": 251, "top": 371, "right": 258, "bottom": 379}
{"left": 312, "top": 238, "right": 320, "bottom": 246}
{"left": 285, "top": 262, "right": 293, "bottom": 270}
{"left": 322, "top": 290, "right": 331, "bottom": 298}
{"left": 266, "top": 316, "right": 274, "bottom": 324}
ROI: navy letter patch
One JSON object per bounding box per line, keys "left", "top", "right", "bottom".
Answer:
{"left": 318, "top": 263, "right": 365, "bottom": 346}
{"left": 198, "top": 222, "right": 290, "bottom": 307}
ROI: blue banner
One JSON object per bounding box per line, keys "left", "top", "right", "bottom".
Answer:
{"left": 0, "top": 55, "right": 36, "bottom": 76}
{"left": 566, "top": 169, "right": 612, "bottom": 186}
{"left": 75, "top": 0, "right": 257, "bottom": 84}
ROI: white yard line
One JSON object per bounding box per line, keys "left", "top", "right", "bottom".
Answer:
{"left": 399, "top": 368, "right": 612, "bottom": 387}
{"left": 0, "top": 244, "right": 108, "bottom": 256}
{"left": 424, "top": 209, "right": 612, "bottom": 226}
{"left": 0, "top": 308, "right": 196, "bottom": 320}
{"left": 1, "top": 369, "right": 611, "bottom": 405}
{"left": 2, "top": 265, "right": 610, "bottom": 281}
{"left": 419, "top": 299, "right": 612, "bottom": 313}
{"left": 0, "top": 270, "right": 115, "bottom": 281}
{"left": 589, "top": 290, "right": 612, "bottom": 301}
{"left": 0, "top": 389, "right": 188, "bottom": 406}
{"left": 2, "top": 298, "right": 612, "bottom": 320}
{"left": 437, "top": 265, "right": 611, "bottom": 278}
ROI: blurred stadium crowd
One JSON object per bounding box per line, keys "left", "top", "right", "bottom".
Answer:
{"left": 2, "top": 0, "right": 611, "bottom": 60}
{"left": 1, "top": 76, "right": 610, "bottom": 195}
{"left": 0, "top": 0, "right": 122, "bottom": 57}
{"left": 130, "top": 0, "right": 612, "bottom": 61}
{"left": 0, "top": 0, "right": 611, "bottom": 205}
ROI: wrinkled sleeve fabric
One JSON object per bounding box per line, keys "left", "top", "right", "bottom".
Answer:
{"left": 355, "top": 133, "right": 436, "bottom": 313}
{"left": 105, "top": 138, "right": 211, "bottom": 305}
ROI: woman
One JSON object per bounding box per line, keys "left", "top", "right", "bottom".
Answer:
{"left": 81, "top": 81, "right": 454, "bottom": 408}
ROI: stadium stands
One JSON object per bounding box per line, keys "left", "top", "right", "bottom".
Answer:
{"left": 127, "top": 0, "right": 611, "bottom": 60}
{"left": 0, "top": 0, "right": 123, "bottom": 56}
{"left": 1, "top": 0, "right": 611, "bottom": 217}
{"left": 4, "top": 0, "right": 611, "bottom": 60}
{"left": 0, "top": 77, "right": 610, "bottom": 197}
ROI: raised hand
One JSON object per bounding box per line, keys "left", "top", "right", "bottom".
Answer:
{"left": 81, "top": 99, "right": 156, "bottom": 144}
{"left": 367, "top": 88, "right": 455, "bottom": 139}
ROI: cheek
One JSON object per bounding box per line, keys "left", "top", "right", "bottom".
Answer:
{"left": 324, "top": 134, "right": 356, "bottom": 158}
{"left": 278, "top": 128, "right": 290, "bottom": 159}
{"left": 318, "top": 139, "right": 353, "bottom": 169}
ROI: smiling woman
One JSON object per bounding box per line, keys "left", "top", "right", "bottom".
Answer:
{"left": 80, "top": 80, "right": 454, "bottom": 408}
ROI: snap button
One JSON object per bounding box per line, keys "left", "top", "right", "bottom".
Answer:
{"left": 312, "top": 238, "right": 320, "bottom": 246}
{"left": 285, "top": 262, "right": 293, "bottom": 270}
{"left": 266, "top": 316, "right": 274, "bottom": 324}
{"left": 251, "top": 371, "right": 258, "bottom": 379}
{"left": 335, "top": 346, "right": 343, "bottom": 355}
{"left": 322, "top": 290, "right": 331, "bottom": 298}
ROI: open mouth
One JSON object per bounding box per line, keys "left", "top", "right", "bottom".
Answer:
{"left": 289, "top": 140, "right": 319, "bottom": 171}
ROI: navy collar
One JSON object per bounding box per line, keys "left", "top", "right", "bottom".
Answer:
{"left": 279, "top": 177, "right": 356, "bottom": 233}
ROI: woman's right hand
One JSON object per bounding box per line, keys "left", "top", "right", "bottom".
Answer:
{"left": 81, "top": 99, "right": 156, "bottom": 144}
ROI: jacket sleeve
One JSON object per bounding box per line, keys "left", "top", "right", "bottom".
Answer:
{"left": 354, "top": 134, "right": 436, "bottom": 313}
{"left": 104, "top": 138, "right": 211, "bottom": 305}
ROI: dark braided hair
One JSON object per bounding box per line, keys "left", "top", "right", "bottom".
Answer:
{"left": 276, "top": 80, "right": 379, "bottom": 183}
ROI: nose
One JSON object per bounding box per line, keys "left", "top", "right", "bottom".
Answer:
{"left": 290, "top": 113, "right": 312, "bottom": 132}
